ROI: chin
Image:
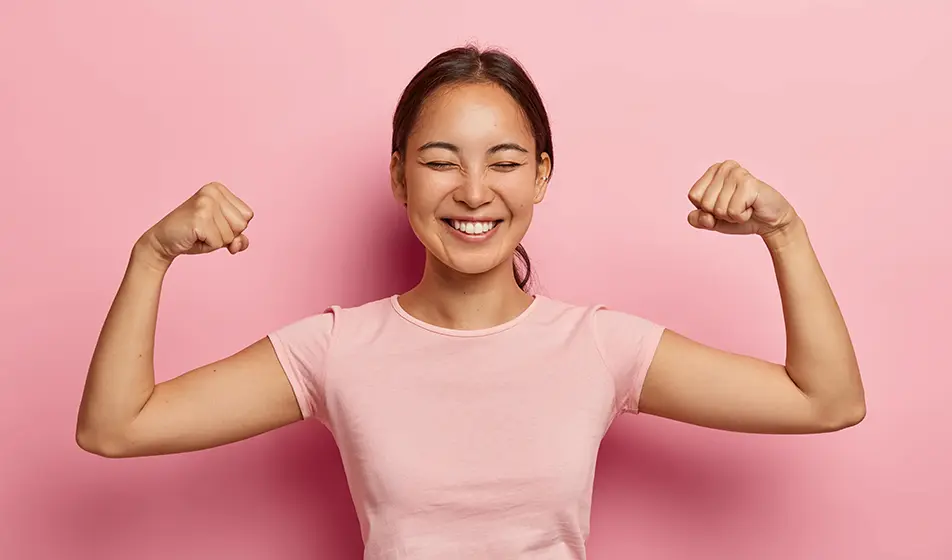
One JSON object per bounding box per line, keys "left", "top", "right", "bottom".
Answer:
{"left": 425, "top": 243, "right": 513, "bottom": 278}
{"left": 441, "top": 252, "right": 509, "bottom": 276}
{"left": 415, "top": 219, "right": 525, "bottom": 278}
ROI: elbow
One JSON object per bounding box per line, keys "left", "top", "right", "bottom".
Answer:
{"left": 832, "top": 402, "right": 866, "bottom": 431}
{"left": 75, "top": 423, "right": 132, "bottom": 459}
{"left": 817, "top": 396, "right": 866, "bottom": 432}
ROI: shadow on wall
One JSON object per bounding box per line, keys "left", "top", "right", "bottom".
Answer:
{"left": 34, "top": 428, "right": 363, "bottom": 559}
{"left": 339, "top": 196, "right": 426, "bottom": 305}
{"left": 278, "top": 152, "right": 427, "bottom": 310}
{"left": 592, "top": 422, "right": 793, "bottom": 557}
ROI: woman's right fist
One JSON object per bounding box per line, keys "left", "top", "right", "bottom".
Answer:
{"left": 139, "top": 182, "right": 254, "bottom": 265}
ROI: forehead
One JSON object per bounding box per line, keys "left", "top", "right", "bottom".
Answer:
{"left": 410, "top": 82, "right": 534, "bottom": 147}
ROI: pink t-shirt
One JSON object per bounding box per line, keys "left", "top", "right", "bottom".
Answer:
{"left": 268, "top": 295, "right": 665, "bottom": 559}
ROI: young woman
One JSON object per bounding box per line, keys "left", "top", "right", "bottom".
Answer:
{"left": 76, "top": 46, "right": 865, "bottom": 558}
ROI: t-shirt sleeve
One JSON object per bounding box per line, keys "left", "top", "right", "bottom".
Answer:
{"left": 593, "top": 307, "right": 666, "bottom": 415}
{"left": 266, "top": 308, "right": 337, "bottom": 423}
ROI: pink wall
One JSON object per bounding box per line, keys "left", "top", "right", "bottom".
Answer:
{"left": 2, "top": 1, "right": 949, "bottom": 558}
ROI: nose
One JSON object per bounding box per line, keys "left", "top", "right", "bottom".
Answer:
{"left": 452, "top": 174, "right": 494, "bottom": 209}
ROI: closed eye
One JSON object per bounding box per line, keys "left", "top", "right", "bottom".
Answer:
{"left": 425, "top": 161, "right": 456, "bottom": 170}
{"left": 492, "top": 162, "right": 524, "bottom": 171}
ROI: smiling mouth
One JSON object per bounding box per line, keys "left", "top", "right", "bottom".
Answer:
{"left": 441, "top": 218, "right": 502, "bottom": 236}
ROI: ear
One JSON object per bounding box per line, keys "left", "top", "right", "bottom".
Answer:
{"left": 533, "top": 152, "right": 552, "bottom": 204}
{"left": 390, "top": 151, "right": 407, "bottom": 207}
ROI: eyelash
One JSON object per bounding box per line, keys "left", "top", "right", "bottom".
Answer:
{"left": 425, "top": 162, "right": 523, "bottom": 171}
{"left": 425, "top": 162, "right": 455, "bottom": 169}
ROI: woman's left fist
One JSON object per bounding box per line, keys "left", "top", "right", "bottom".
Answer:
{"left": 687, "top": 160, "right": 797, "bottom": 237}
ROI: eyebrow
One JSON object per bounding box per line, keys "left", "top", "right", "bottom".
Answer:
{"left": 417, "top": 141, "right": 529, "bottom": 155}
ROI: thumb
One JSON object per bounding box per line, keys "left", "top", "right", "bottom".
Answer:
{"left": 227, "top": 234, "right": 250, "bottom": 254}
{"left": 687, "top": 209, "right": 717, "bottom": 230}
{"left": 687, "top": 210, "right": 755, "bottom": 235}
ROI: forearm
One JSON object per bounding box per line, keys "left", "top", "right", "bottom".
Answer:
{"left": 77, "top": 238, "right": 171, "bottom": 448}
{"left": 763, "top": 217, "right": 865, "bottom": 423}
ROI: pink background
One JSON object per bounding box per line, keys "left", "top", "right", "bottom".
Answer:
{"left": 2, "top": 1, "right": 949, "bottom": 558}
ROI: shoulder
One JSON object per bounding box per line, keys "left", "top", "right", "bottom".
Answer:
{"left": 269, "top": 297, "right": 391, "bottom": 340}
{"left": 529, "top": 295, "right": 659, "bottom": 332}
{"left": 525, "top": 295, "right": 597, "bottom": 325}
{"left": 328, "top": 296, "right": 393, "bottom": 324}
{"left": 532, "top": 295, "right": 665, "bottom": 362}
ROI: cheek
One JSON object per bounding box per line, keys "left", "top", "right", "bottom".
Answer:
{"left": 498, "top": 178, "right": 538, "bottom": 217}
{"left": 403, "top": 176, "right": 446, "bottom": 235}
{"left": 404, "top": 173, "right": 442, "bottom": 209}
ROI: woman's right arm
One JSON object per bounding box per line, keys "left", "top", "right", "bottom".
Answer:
{"left": 76, "top": 183, "right": 303, "bottom": 458}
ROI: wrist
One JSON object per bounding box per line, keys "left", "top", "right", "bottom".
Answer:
{"left": 131, "top": 233, "right": 173, "bottom": 275}
{"left": 761, "top": 215, "right": 807, "bottom": 253}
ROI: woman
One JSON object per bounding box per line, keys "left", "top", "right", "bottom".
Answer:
{"left": 76, "top": 46, "right": 865, "bottom": 558}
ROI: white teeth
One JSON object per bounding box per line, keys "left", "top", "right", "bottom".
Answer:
{"left": 450, "top": 220, "right": 496, "bottom": 235}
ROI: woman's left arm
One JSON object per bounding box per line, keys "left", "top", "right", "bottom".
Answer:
{"left": 639, "top": 161, "right": 866, "bottom": 434}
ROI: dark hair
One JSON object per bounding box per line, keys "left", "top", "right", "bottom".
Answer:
{"left": 391, "top": 45, "right": 553, "bottom": 292}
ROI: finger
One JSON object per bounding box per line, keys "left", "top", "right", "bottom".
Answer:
{"left": 713, "top": 182, "right": 737, "bottom": 222}
{"left": 211, "top": 208, "right": 235, "bottom": 246}
{"left": 701, "top": 160, "right": 739, "bottom": 212}
{"left": 726, "top": 175, "right": 756, "bottom": 223}
{"left": 228, "top": 234, "right": 249, "bottom": 254}
{"left": 218, "top": 198, "right": 249, "bottom": 235}
{"left": 687, "top": 163, "right": 720, "bottom": 209}
{"left": 217, "top": 187, "right": 254, "bottom": 222}
{"left": 198, "top": 182, "right": 252, "bottom": 221}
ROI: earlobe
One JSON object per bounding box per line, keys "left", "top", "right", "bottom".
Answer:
{"left": 533, "top": 177, "right": 548, "bottom": 204}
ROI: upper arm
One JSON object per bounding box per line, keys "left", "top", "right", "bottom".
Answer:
{"left": 638, "top": 329, "right": 824, "bottom": 434}
{"left": 123, "top": 311, "right": 335, "bottom": 457}
{"left": 595, "top": 308, "right": 828, "bottom": 434}
{"left": 124, "top": 337, "right": 302, "bottom": 456}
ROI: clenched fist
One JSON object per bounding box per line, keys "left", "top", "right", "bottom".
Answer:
{"left": 687, "top": 161, "right": 797, "bottom": 237}
{"left": 139, "top": 182, "right": 254, "bottom": 266}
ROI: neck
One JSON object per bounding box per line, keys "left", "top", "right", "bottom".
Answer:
{"left": 398, "top": 253, "right": 534, "bottom": 331}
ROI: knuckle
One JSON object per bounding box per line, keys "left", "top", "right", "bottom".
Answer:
{"left": 194, "top": 193, "right": 216, "bottom": 211}
{"left": 198, "top": 183, "right": 224, "bottom": 201}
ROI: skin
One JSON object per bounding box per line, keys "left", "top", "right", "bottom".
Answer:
{"left": 76, "top": 82, "right": 865, "bottom": 459}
